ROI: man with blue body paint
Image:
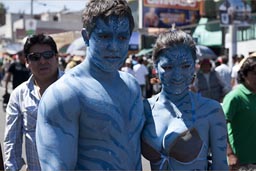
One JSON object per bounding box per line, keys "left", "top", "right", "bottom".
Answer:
{"left": 36, "top": 0, "right": 145, "bottom": 170}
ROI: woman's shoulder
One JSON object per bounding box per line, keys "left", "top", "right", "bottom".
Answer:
{"left": 191, "top": 92, "right": 220, "bottom": 106}
{"left": 191, "top": 92, "right": 223, "bottom": 117}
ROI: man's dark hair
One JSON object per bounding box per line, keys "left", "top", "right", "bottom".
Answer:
{"left": 82, "top": 0, "right": 134, "bottom": 36}
{"left": 23, "top": 33, "right": 58, "bottom": 58}
{"left": 220, "top": 55, "right": 229, "bottom": 64}
{"left": 17, "top": 50, "right": 23, "bottom": 57}
{"left": 238, "top": 57, "right": 256, "bottom": 83}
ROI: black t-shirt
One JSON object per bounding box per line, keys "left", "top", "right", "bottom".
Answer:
{"left": 8, "top": 62, "right": 30, "bottom": 89}
{"left": 0, "top": 144, "right": 3, "bottom": 171}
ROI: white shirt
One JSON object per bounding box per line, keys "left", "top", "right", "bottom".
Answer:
{"left": 215, "top": 63, "right": 232, "bottom": 92}
{"left": 4, "top": 70, "right": 64, "bottom": 171}
{"left": 133, "top": 63, "right": 149, "bottom": 85}
{"left": 121, "top": 66, "right": 135, "bottom": 76}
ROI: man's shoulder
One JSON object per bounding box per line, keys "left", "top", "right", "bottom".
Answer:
{"left": 7, "top": 62, "right": 16, "bottom": 70}
{"left": 12, "top": 79, "right": 30, "bottom": 92}
{"left": 223, "top": 86, "right": 244, "bottom": 101}
{"left": 119, "top": 71, "right": 138, "bottom": 84}
{"left": 215, "top": 64, "right": 228, "bottom": 71}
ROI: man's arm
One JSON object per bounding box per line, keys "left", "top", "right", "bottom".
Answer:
{"left": 36, "top": 83, "right": 79, "bottom": 170}
{"left": 5, "top": 63, "right": 14, "bottom": 92}
{"left": 3, "top": 90, "right": 25, "bottom": 170}
{"left": 5, "top": 72, "right": 11, "bottom": 92}
{"left": 226, "top": 120, "right": 239, "bottom": 170}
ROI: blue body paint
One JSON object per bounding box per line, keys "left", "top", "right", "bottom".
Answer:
{"left": 36, "top": 15, "right": 145, "bottom": 170}
{"left": 142, "top": 31, "right": 228, "bottom": 170}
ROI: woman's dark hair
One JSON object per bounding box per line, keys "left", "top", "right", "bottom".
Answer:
{"left": 152, "top": 29, "right": 197, "bottom": 63}
{"left": 82, "top": 0, "right": 134, "bottom": 36}
{"left": 237, "top": 57, "right": 256, "bottom": 83}
{"left": 23, "top": 33, "right": 58, "bottom": 58}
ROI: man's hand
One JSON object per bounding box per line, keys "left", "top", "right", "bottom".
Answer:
{"left": 228, "top": 153, "right": 239, "bottom": 171}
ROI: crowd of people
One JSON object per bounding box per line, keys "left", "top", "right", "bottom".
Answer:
{"left": 121, "top": 52, "right": 245, "bottom": 102}
{"left": 0, "top": 0, "right": 255, "bottom": 170}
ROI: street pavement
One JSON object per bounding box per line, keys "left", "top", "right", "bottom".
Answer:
{"left": 0, "top": 83, "right": 151, "bottom": 171}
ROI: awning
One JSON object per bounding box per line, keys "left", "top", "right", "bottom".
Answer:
{"left": 136, "top": 48, "right": 153, "bottom": 57}
{"left": 192, "top": 18, "right": 222, "bottom": 46}
{"left": 2, "top": 43, "right": 23, "bottom": 55}
{"left": 66, "top": 37, "right": 86, "bottom": 55}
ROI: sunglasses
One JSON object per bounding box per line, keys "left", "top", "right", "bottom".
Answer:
{"left": 27, "top": 51, "right": 55, "bottom": 61}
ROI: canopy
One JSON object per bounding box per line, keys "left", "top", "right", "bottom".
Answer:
{"left": 192, "top": 18, "right": 222, "bottom": 47}
{"left": 2, "top": 43, "right": 23, "bottom": 55}
{"left": 66, "top": 37, "right": 86, "bottom": 55}
{"left": 135, "top": 48, "right": 153, "bottom": 57}
{"left": 196, "top": 45, "right": 217, "bottom": 60}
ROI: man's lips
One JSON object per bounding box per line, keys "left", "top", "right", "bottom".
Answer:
{"left": 39, "top": 66, "right": 50, "bottom": 71}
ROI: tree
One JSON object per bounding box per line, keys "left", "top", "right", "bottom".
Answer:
{"left": 0, "top": 3, "right": 6, "bottom": 26}
{"left": 0, "top": 3, "right": 6, "bottom": 12}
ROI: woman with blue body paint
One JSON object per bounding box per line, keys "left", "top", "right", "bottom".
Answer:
{"left": 36, "top": 0, "right": 145, "bottom": 170}
{"left": 142, "top": 30, "right": 228, "bottom": 170}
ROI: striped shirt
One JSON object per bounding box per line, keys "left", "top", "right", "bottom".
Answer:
{"left": 3, "top": 70, "right": 64, "bottom": 171}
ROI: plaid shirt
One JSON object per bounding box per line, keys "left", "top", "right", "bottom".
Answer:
{"left": 4, "top": 70, "right": 64, "bottom": 171}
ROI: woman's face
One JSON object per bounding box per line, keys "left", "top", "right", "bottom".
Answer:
{"left": 156, "top": 45, "right": 195, "bottom": 95}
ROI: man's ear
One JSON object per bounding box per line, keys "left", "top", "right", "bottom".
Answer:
{"left": 81, "top": 28, "right": 89, "bottom": 46}
{"left": 25, "top": 57, "right": 29, "bottom": 64}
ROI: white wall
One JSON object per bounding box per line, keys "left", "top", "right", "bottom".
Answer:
{"left": 226, "top": 34, "right": 256, "bottom": 57}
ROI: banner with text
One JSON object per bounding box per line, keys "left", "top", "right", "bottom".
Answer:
{"left": 143, "top": 0, "right": 200, "bottom": 28}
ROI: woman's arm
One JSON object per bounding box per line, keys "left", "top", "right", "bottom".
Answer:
{"left": 209, "top": 104, "right": 228, "bottom": 170}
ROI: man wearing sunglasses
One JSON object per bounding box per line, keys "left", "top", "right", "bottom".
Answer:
{"left": 3, "top": 33, "right": 64, "bottom": 171}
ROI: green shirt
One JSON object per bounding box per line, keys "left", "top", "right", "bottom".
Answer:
{"left": 222, "top": 84, "right": 256, "bottom": 164}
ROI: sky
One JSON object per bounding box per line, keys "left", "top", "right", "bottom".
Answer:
{"left": 0, "top": 0, "right": 88, "bottom": 14}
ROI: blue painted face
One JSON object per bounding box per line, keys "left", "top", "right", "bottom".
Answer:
{"left": 87, "top": 15, "right": 131, "bottom": 72}
{"left": 156, "top": 45, "right": 195, "bottom": 95}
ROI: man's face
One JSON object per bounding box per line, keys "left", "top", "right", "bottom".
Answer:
{"left": 200, "top": 60, "right": 211, "bottom": 73}
{"left": 156, "top": 45, "right": 195, "bottom": 95}
{"left": 18, "top": 53, "right": 26, "bottom": 64}
{"left": 27, "top": 44, "right": 58, "bottom": 82}
{"left": 86, "top": 15, "right": 131, "bottom": 72}
{"left": 244, "top": 67, "right": 256, "bottom": 93}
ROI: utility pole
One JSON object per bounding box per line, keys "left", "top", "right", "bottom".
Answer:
{"left": 219, "top": 0, "right": 251, "bottom": 68}
{"left": 229, "top": 23, "right": 237, "bottom": 68}
{"left": 227, "top": 4, "right": 236, "bottom": 69}
{"left": 30, "top": 0, "right": 33, "bottom": 18}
